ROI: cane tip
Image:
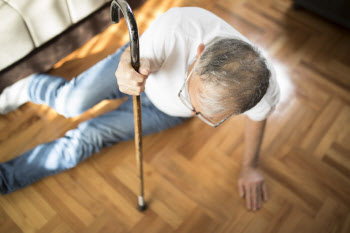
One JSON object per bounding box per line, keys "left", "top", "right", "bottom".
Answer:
{"left": 138, "top": 204, "right": 147, "bottom": 212}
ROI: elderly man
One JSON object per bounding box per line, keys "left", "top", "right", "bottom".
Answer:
{"left": 0, "top": 7, "right": 279, "bottom": 211}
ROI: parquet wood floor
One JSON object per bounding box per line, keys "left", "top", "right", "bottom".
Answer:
{"left": 1, "top": 0, "right": 349, "bottom": 232}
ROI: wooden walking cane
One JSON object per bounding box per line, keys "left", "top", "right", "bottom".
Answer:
{"left": 111, "top": 0, "right": 146, "bottom": 211}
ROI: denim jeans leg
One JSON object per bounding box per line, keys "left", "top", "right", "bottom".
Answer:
{"left": 0, "top": 93, "right": 187, "bottom": 194}
{"left": 28, "top": 44, "right": 129, "bottom": 118}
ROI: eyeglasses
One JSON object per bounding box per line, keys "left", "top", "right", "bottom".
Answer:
{"left": 178, "top": 67, "right": 232, "bottom": 128}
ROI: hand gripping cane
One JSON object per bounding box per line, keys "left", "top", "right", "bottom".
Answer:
{"left": 111, "top": 0, "right": 146, "bottom": 212}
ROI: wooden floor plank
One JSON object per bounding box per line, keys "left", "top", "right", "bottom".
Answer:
{"left": 0, "top": 0, "right": 349, "bottom": 232}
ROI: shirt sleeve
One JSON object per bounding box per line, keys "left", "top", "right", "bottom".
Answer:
{"left": 243, "top": 60, "right": 280, "bottom": 121}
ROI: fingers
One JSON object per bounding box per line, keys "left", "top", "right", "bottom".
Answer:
{"left": 256, "top": 183, "right": 262, "bottom": 210}
{"left": 262, "top": 182, "right": 269, "bottom": 201}
{"left": 242, "top": 182, "right": 266, "bottom": 211}
{"left": 117, "top": 71, "right": 146, "bottom": 95}
{"left": 139, "top": 58, "right": 150, "bottom": 76}
{"left": 115, "top": 58, "right": 150, "bottom": 95}
{"left": 238, "top": 181, "right": 245, "bottom": 198}
{"left": 237, "top": 168, "right": 268, "bottom": 211}
{"left": 239, "top": 182, "right": 254, "bottom": 210}
{"left": 119, "top": 84, "right": 145, "bottom": 96}
{"left": 251, "top": 183, "right": 257, "bottom": 211}
{"left": 246, "top": 184, "right": 252, "bottom": 210}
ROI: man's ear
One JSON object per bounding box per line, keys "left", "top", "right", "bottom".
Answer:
{"left": 196, "top": 43, "right": 205, "bottom": 59}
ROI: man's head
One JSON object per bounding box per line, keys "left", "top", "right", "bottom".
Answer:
{"left": 188, "top": 38, "right": 271, "bottom": 122}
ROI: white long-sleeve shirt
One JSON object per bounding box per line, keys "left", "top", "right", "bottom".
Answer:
{"left": 140, "top": 7, "right": 280, "bottom": 121}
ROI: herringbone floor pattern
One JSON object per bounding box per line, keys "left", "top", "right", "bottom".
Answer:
{"left": 0, "top": 0, "right": 349, "bottom": 232}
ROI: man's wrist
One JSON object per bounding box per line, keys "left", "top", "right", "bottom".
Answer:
{"left": 241, "top": 155, "right": 259, "bottom": 169}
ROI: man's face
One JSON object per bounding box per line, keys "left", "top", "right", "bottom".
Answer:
{"left": 187, "top": 74, "right": 233, "bottom": 123}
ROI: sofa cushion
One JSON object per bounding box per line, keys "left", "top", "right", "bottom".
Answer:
{"left": 6, "top": 0, "right": 72, "bottom": 47}
{"left": 67, "top": 0, "right": 110, "bottom": 23}
{"left": 0, "top": 1, "right": 35, "bottom": 70}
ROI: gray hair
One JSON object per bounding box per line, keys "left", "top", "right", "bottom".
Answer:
{"left": 194, "top": 38, "right": 270, "bottom": 117}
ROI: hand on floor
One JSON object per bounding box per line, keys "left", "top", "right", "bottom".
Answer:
{"left": 238, "top": 166, "right": 268, "bottom": 211}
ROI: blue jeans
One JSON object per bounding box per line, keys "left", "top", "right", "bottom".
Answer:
{"left": 0, "top": 44, "right": 187, "bottom": 194}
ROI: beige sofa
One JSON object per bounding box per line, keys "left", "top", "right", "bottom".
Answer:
{"left": 0, "top": 0, "right": 144, "bottom": 93}
{"left": 0, "top": 0, "right": 110, "bottom": 71}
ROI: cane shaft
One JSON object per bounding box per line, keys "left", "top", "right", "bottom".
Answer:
{"left": 133, "top": 95, "right": 144, "bottom": 199}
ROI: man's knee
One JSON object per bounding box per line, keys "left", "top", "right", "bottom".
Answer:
{"left": 55, "top": 94, "right": 90, "bottom": 118}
